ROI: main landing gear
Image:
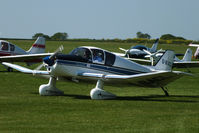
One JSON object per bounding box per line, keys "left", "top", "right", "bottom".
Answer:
{"left": 39, "top": 77, "right": 64, "bottom": 96}
{"left": 90, "top": 79, "right": 116, "bottom": 100}
{"left": 39, "top": 77, "right": 116, "bottom": 99}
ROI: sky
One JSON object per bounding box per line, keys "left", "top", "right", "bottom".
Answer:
{"left": 0, "top": 0, "right": 199, "bottom": 40}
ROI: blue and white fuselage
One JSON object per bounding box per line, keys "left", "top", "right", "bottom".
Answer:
{"left": 3, "top": 46, "right": 188, "bottom": 99}
{"left": 50, "top": 46, "right": 152, "bottom": 79}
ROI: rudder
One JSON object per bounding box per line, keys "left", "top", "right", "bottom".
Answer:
{"left": 150, "top": 38, "right": 159, "bottom": 53}
{"left": 154, "top": 50, "right": 175, "bottom": 71}
{"left": 27, "top": 37, "right": 45, "bottom": 54}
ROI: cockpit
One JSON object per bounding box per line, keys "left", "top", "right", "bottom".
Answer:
{"left": 0, "top": 41, "right": 15, "bottom": 52}
{"left": 131, "top": 45, "right": 148, "bottom": 51}
{"left": 69, "top": 47, "right": 115, "bottom": 66}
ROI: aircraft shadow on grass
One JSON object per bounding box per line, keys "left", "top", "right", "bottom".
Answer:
{"left": 30, "top": 92, "right": 199, "bottom": 103}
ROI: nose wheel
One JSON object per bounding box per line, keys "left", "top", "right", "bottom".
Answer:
{"left": 39, "top": 77, "right": 64, "bottom": 96}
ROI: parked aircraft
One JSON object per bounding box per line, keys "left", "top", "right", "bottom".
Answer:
{"left": 0, "top": 37, "right": 52, "bottom": 71}
{"left": 116, "top": 38, "right": 159, "bottom": 58}
{"left": 3, "top": 46, "right": 192, "bottom": 99}
{"left": 188, "top": 43, "right": 199, "bottom": 59}
{"left": 127, "top": 48, "right": 199, "bottom": 68}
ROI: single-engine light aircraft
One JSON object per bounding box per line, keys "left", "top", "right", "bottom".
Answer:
{"left": 0, "top": 37, "right": 53, "bottom": 71}
{"left": 116, "top": 38, "right": 159, "bottom": 58}
{"left": 127, "top": 48, "right": 199, "bottom": 68}
{"left": 3, "top": 46, "right": 192, "bottom": 100}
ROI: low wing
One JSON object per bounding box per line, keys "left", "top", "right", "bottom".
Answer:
{"left": 0, "top": 53, "right": 53, "bottom": 62}
{"left": 79, "top": 71, "right": 191, "bottom": 88}
{"left": 173, "top": 61, "right": 199, "bottom": 68}
{"left": 3, "top": 62, "right": 191, "bottom": 88}
{"left": 2, "top": 62, "right": 49, "bottom": 75}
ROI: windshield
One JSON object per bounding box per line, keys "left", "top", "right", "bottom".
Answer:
{"left": 70, "top": 47, "right": 92, "bottom": 61}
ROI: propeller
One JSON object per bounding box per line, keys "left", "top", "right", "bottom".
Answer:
{"left": 119, "top": 48, "right": 130, "bottom": 58}
{"left": 49, "top": 45, "right": 64, "bottom": 60}
{"left": 144, "top": 49, "right": 163, "bottom": 66}
{"left": 119, "top": 47, "right": 128, "bottom": 52}
{"left": 35, "top": 45, "right": 64, "bottom": 71}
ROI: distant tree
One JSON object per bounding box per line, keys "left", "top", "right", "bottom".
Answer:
{"left": 160, "top": 34, "right": 185, "bottom": 40}
{"left": 51, "top": 32, "right": 68, "bottom": 40}
{"left": 32, "top": 33, "right": 50, "bottom": 40}
{"left": 136, "top": 32, "right": 142, "bottom": 38}
{"left": 144, "top": 33, "right": 151, "bottom": 39}
{"left": 160, "top": 34, "right": 175, "bottom": 40}
{"left": 136, "top": 31, "right": 151, "bottom": 39}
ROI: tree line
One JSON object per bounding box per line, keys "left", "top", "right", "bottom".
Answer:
{"left": 32, "top": 32, "right": 68, "bottom": 40}
{"left": 32, "top": 31, "right": 199, "bottom": 45}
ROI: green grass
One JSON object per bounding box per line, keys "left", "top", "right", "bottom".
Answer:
{"left": 0, "top": 40, "right": 199, "bottom": 133}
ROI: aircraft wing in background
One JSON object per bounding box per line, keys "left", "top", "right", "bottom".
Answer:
{"left": 0, "top": 53, "right": 53, "bottom": 63}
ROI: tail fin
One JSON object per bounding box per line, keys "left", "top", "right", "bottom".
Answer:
{"left": 27, "top": 37, "right": 45, "bottom": 54}
{"left": 188, "top": 43, "right": 199, "bottom": 59}
{"left": 150, "top": 38, "right": 159, "bottom": 53}
{"left": 182, "top": 48, "right": 192, "bottom": 61}
{"left": 154, "top": 50, "right": 175, "bottom": 71}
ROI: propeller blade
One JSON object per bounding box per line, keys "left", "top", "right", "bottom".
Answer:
{"left": 49, "top": 45, "right": 64, "bottom": 59}
{"left": 119, "top": 48, "right": 128, "bottom": 52}
{"left": 143, "top": 49, "right": 152, "bottom": 55}
{"left": 35, "top": 63, "right": 45, "bottom": 71}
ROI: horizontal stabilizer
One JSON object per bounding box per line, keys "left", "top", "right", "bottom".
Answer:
{"left": 173, "top": 61, "right": 199, "bottom": 68}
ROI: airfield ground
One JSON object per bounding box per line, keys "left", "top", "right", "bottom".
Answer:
{"left": 0, "top": 40, "right": 199, "bottom": 133}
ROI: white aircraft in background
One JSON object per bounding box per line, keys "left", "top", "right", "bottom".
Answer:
{"left": 127, "top": 48, "right": 199, "bottom": 68}
{"left": 188, "top": 43, "right": 199, "bottom": 59}
{"left": 0, "top": 37, "right": 53, "bottom": 71}
{"left": 116, "top": 38, "right": 159, "bottom": 58}
{"left": 3, "top": 46, "right": 191, "bottom": 99}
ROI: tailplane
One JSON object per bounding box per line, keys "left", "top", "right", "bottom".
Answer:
{"left": 150, "top": 38, "right": 159, "bottom": 53}
{"left": 27, "top": 37, "right": 45, "bottom": 54}
{"left": 154, "top": 50, "right": 175, "bottom": 71}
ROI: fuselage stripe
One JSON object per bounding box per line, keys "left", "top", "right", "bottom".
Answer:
{"left": 32, "top": 44, "right": 45, "bottom": 48}
{"left": 56, "top": 60, "right": 144, "bottom": 75}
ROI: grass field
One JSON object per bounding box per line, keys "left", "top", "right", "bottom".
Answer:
{"left": 0, "top": 40, "right": 199, "bottom": 133}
